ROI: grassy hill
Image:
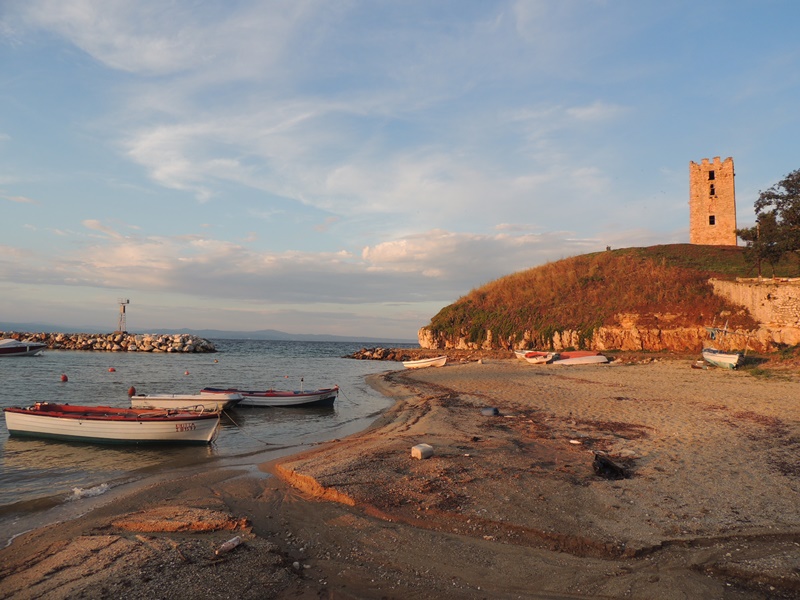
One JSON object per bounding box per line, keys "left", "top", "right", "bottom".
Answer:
{"left": 426, "top": 244, "right": 798, "bottom": 349}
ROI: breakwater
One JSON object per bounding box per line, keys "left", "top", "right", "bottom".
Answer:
{"left": 1, "top": 331, "right": 216, "bottom": 353}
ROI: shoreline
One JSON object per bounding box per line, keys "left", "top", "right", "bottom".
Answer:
{"left": 1, "top": 358, "right": 798, "bottom": 599}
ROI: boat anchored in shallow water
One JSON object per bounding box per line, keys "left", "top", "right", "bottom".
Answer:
{"left": 130, "top": 392, "right": 242, "bottom": 411}
{"left": 3, "top": 402, "right": 220, "bottom": 444}
{"left": 201, "top": 386, "right": 339, "bottom": 407}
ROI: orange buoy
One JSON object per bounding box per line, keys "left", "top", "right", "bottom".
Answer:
{"left": 60, "top": 374, "right": 68, "bottom": 382}
{"left": 108, "top": 367, "right": 116, "bottom": 372}
{"left": 184, "top": 370, "right": 190, "bottom": 375}
{"left": 128, "top": 386, "right": 136, "bottom": 397}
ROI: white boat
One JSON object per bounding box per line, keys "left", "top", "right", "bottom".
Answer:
{"left": 524, "top": 351, "right": 559, "bottom": 364}
{"left": 514, "top": 350, "right": 530, "bottom": 360}
{"left": 552, "top": 354, "right": 608, "bottom": 365}
{"left": 702, "top": 322, "right": 747, "bottom": 370}
{"left": 701, "top": 348, "right": 743, "bottom": 370}
{"left": 3, "top": 402, "right": 220, "bottom": 445}
{"left": 201, "top": 385, "right": 339, "bottom": 407}
{"left": 129, "top": 392, "right": 242, "bottom": 411}
{"left": 0, "top": 338, "right": 47, "bottom": 357}
{"left": 402, "top": 355, "right": 447, "bottom": 369}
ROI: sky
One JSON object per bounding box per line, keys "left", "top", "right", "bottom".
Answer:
{"left": 1, "top": 1, "right": 799, "bottom": 340}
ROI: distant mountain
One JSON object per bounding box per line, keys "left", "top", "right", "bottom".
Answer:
{"left": 150, "top": 328, "right": 416, "bottom": 344}
{"left": 0, "top": 322, "right": 416, "bottom": 345}
{"left": 0, "top": 321, "right": 105, "bottom": 334}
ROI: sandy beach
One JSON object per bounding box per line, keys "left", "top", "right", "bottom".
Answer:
{"left": 1, "top": 357, "right": 798, "bottom": 599}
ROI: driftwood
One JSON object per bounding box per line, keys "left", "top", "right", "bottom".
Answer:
{"left": 592, "top": 452, "right": 630, "bottom": 480}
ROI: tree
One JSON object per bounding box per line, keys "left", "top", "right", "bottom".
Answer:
{"left": 737, "top": 211, "right": 783, "bottom": 277}
{"left": 738, "top": 168, "right": 800, "bottom": 275}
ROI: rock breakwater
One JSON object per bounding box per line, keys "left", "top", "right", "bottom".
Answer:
{"left": 0, "top": 331, "right": 216, "bottom": 353}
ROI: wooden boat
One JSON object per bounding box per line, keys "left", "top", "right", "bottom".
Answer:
{"left": 552, "top": 353, "right": 608, "bottom": 365}
{"left": 701, "top": 348, "right": 743, "bottom": 370}
{"left": 0, "top": 338, "right": 47, "bottom": 357}
{"left": 702, "top": 322, "right": 747, "bottom": 370}
{"left": 130, "top": 392, "right": 242, "bottom": 411}
{"left": 557, "top": 350, "right": 601, "bottom": 359}
{"left": 201, "top": 385, "right": 339, "bottom": 407}
{"left": 3, "top": 402, "right": 220, "bottom": 444}
{"left": 524, "top": 351, "right": 559, "bottom": 364}
{"left": 402, "top": 355, "right": 447, "bottom": 369}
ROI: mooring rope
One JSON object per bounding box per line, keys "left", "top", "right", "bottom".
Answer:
{"left": 220, "top": 408, "right": 275, "bottom": 446}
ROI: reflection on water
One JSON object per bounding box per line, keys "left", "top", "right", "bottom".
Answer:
{"left": 0, "top": 339, "right": 408, "bottom": 526}
{"left": 0, "top": 436, "right": 219, "bottom": 508}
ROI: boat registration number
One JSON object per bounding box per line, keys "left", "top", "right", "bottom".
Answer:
{"left": 176, "top": 423, "right": 197, "bottom": 432}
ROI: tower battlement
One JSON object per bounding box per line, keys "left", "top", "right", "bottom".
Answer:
{"left": 689, "top": 156, "right": 737, "bottom": 246}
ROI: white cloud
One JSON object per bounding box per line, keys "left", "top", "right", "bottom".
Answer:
{"left": 16, "top": 0, "right": 319, "bottom": 78}
{"left": 2, "top": 194, "right": 37, "bottom": 204}
{"left": 82, "top": 219, "right": 124, "bottom": 239}
{"left": 566, "top": 101, "right": 628, "bottom": 122}
{"left": 1, "top": 227, "right": 617, "bottom": 309}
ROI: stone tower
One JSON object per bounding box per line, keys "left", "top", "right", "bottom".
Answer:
{"left": 689, "top": 156, "right": 737, "bottom": 245}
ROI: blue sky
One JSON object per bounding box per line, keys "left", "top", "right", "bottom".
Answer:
{"left": 1, "top": 1, "right": 799, "bottom": 340}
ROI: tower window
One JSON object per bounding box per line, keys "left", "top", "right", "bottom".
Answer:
{"left": 708, "top": 171, "right": 715, "bottom": 181}
{"left": 709, "top": 215, "right": 716, "bottom": 226}
{"left": 710, "top": 184, "right": 715, "bottom": 196}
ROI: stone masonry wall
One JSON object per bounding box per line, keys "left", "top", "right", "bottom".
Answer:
{"left": 711, "top": 278, "right": 800, "bottom": 327}
{"left": 689, "top": 156, "right": 737, "bottom": 246}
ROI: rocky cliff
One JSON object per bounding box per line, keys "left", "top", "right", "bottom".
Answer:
{"left": 418, "top": 277, "right": 800, "bottom": 354}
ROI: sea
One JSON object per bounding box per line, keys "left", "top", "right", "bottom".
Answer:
{"left": 0, "top": 339, "right": 413, "bottom": 546}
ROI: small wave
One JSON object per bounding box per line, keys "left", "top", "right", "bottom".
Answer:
{"left": 69, "top": 483, "right": 110, "bottom": 501}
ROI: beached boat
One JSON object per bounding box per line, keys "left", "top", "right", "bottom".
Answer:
{"left": 557, "top": 351, "right": 601, "bottom": 359}
{"left": 702, "top": 323, "right": 747, "bottom": 369}
{"left": 0, "top": 338, "right": 47, "bottom": 357}
{"left": 552, "top": 353, "right": 608, "bottom": 365}
{"left": 524, "top": 351, "right": 559, "bottom": 364}
{"left": 129, "top": 392, "right": 242, "bottom": 411}
{"left": 201, "top": 385, "right": 339, "bottom": 407}
{"left": 701, "top": 348, "right": 743, "bottom": 370}
{"left": 514, "top": 350, "right": 530, "bottom": 360}
{"left": 402, "top": 355, "right": 447, "bottom": 369}
{"left": 3, "top": 402, "right": 220, "bottom": 444}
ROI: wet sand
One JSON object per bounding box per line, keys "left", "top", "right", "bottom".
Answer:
{"left": 1, "top": 358, "right": 798, "bottom": 599}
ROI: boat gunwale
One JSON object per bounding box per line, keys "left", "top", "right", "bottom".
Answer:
{"left": 3, "top": 403, "right": 220, "bottom": 422}
{"left": 201, "top": 385, "right": 339, "bottom": 398}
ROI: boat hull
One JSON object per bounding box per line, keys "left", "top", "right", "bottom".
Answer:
{"left": 130, "top": 393, "right": 242, "bottom": 411}
{"left": 0, "top": 339, "right": 47, "bottom": 357}
{"left": 524, "top": 352, "right": 558, "bottom": 364}
{"left": 552, "top": 355, "right": 608, "bottom": 365}
{"left": 402, "top": 356, "right": 447, "bottom": 369}
{"left": 201, "top": 386, "right": 338, "bottom": 407}
{"left": 3, "top": 403, "right": 220, "bottom": 444}
{"left": 702, "top": 348, "right": 743, "bottom": 370}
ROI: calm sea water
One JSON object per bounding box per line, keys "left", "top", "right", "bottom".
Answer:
{"left": 0, "top": 339, "right": 411, "bottom": 544}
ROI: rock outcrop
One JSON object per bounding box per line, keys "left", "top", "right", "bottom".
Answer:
{"left": 417, "top": 321, "right": 800, "bottom": 354}
{"left": 418, "top": 278, "right": 800, "bottom": 354}
{"left": 0, "top": 331, "right": 217, "bottom": 353}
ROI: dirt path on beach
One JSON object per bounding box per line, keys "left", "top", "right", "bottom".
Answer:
{"left": 1, "top": 358, "right": 798, "bottom": 599}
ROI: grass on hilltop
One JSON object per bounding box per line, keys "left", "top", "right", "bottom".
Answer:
{"left": 426, "top": 244, "right": 800, "bottom": 349}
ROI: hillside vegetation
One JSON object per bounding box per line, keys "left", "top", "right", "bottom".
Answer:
{"left": 426, "top": 244, "right": 798, "bottom": 349}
